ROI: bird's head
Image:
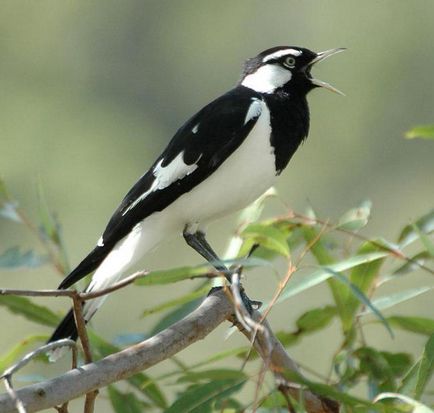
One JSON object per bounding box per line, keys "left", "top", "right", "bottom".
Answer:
{"left": 240, "top": 46, "right": 345, "bottom": 96}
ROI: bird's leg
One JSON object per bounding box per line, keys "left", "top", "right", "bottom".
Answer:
{"left": 182, "top": 228, "right": 231, "bottom": 282}
{"left": 182, "top": 227, "right": 255, "bottom": 313}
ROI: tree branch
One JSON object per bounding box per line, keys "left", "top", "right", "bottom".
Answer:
{"left": 0, "top": 289, "right": 337, "bottom": 413}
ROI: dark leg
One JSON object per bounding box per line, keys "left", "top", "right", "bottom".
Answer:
{"left": 183, "top": 227, "right": 258, "bottom": 313}
{"left": 183, "top": 228, "right": 232, "bottom": 282}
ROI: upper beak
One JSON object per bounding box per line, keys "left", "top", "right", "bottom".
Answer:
{"left": 308, "top": 48, "right": 346, "bottom": 96}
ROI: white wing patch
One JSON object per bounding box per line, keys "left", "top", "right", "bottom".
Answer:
{"left": 262, "top": 48, "right": 302, "bottom": 63}
{"left": 244, "top": 98, "right": 263, "bottom": 125}
{"left": 241, "top": 64, "right": 292, "bottom": 94}
{"left": 123, "top": 151, "right": 199, "bottom": 215}
{"left": 192, "top": 123, "right": 200, "bottom": 134}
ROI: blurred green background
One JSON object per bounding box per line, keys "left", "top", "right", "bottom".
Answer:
{"left": 1, "top": 0, "right": 433, "bottom": 410}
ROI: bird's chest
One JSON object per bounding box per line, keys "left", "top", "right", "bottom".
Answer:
{"left": 173, "top": 104, "right": 277, "bottom": 223}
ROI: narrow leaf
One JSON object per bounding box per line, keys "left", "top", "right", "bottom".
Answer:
{"left": 412, "top": 224, "right": 434, "bottom": 257}
{"left": 375, "top": 393, "right": 433, "bottom": 413}
{"left": 325, "top": 267, "right": 393, "bottom": 337}
{"left": 387, "top": 316, "right": 434, "bottom": 336}
{"left": 150, "top": 297, "right": 202, "bottom": 335}
{"left": 337, "top": 200, "right": 372, "bottom": 231}
{"left": 341, "top": 241, "right": 386, "bottom": 331}
{"left": 0, "top": 336, "right": 46, "bottom": 372}
{"left": 399, "top": 210, "right": 434, "bottom": 247}
{"left": 108, "top": 386, "right": 148, "bottom": 413}
{"left": 405, "top": 124, "right": 434, "bottom": 140}
{"left": 177, "top": 369, "right": 246, "bottom": 383}
{"left": 399, "top": 333, "right": 434, "bottom": 399}
{"left": 296, "top": 306, "right": 337, "bottom": 332}
{"left": 393, "top": 251, "right": 431, "bottom": 275}
{"left": 164, "top": 378, "right": 245, "bottom": 413}
{"left": 142, "top": 285, "right": 209, "bottom": 317}
{"left": 0, "top": 202, "right": 21, "bottom": 223}
{"left": 90, "top": 333, "right": 167, "bottom": 408}
{"left": 135, "top": 265, "right": 212, "bottom": 286}
{"left": 241, "top": 223, "right": 290, "bottom": 257}
{"left": 277, "top": 252, "right": 389, "bottom": 304}
{"left": 360, "top": 286, "right": 433, "bottom": 315}
{"left": 0, "top": 296, "right": 60, "bottom": 327}
{"left": 0, "top": 247, "right": 48, "bottom": 269}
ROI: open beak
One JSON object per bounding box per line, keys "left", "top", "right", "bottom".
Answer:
{"left": 308, "top": 48, "right": 346, "bottom": 96}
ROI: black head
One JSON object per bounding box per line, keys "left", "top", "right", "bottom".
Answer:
{"left": 240, "top": 46, "right": 345, "bottom": 96}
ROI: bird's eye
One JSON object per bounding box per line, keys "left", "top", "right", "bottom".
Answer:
{"left": 284, "top": 56, "right": 296, "bottom": 68}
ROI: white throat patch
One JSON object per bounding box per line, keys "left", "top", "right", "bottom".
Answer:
{"left": 241, "top": 64, "right": 292, "bottom": 94}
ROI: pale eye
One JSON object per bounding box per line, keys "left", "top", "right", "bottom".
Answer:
{"left": 284, "top": 56, "right": 296, "bottom": 68}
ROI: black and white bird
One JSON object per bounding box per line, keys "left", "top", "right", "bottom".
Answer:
{"left": 48, "top": 45, "right": 344, "bottom": 347}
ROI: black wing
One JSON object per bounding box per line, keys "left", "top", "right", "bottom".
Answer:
{"left": 59, "top": 87, "right": 262, "bottom": 289}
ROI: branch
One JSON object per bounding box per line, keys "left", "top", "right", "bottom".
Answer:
{"left": 0, "top": 290, "right": 337, "bottom": 413}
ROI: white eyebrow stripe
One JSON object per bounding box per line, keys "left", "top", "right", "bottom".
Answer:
{"left": 122, "top": 151, "right": 199, "bottom": 215}
{"left": 262, "top": 49, "right": 302, "bottom": 63}
{"left": 244, "top": 98, "right": 263, "bottom": 125}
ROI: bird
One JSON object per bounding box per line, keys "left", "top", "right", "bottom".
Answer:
{"left": 48, "top": 45, "right": 344, "bottom": 349}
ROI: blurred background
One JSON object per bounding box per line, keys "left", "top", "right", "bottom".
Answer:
{"left": 1, "top": 0, "right": 433, "bottom": 410}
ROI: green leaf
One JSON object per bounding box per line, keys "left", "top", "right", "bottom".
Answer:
{"left": 399, "top": 210, "right": 434, "bottom": 247}
{"left": 281, "top": 368, "right": 373, "bottom": 408}
{"left": 399, "top": 333, "right": 434, "bottom": 400}
{"left": 381, "top": 352, "right": 413, "bottom": 378}
{"left": 142, "top": 285, "right": 209, "bottom": 317}
{"left": 190, "top": 347, "right": 248, "bottom": 370}
{"left": 405, "top": 124, "right": 434, "bottom": 140}
{"left": 325, "top": 268, "right": 393, "bottom": 337}
{"left": 277, "top": 251, "right": 389, "bottom": 304}
{"left": 295, "top": 306, "right": 337, "bottom": 332}
{"left": 302, "top": 226, "right": 349, "bottom": 331}
{"left": 135, "top": 265, "right": 212, "bottom": 286}
{"left": 360, "top": 286, "right": 433, "bottom": 315}
{"left": 0, "top": 296, "right": 60, "bottom": 327}
{"left": 412, "top": 224, "right": 434, "bottom": 257}
{"left": 150, "top": 297, "right": 202, "bottom": 335}
{"left": 177, "top": 369, "right": 246, "bottom": 383}
{"left": 90, "top": 333, "right": 167, "bottom": 408}
{"left": 375, "top": 393, "right": 434, "bottom": 413}
{"left": 241, "top": 222, "right": 290, "bottom": 257}
{"left": 108, "top": 385, "right": 148, "bottom": 413}
{"left": 164, "top": 378, "right": 246, "bottom": 413}
{"left": 387, "top": 316, "right": 434, "bottom": 336}
{"left": 0, "top": 247, "right": 48, "bottom": 269}
{"left": 392, "top": 251, "right": 431, "bottom": 275}
{"left": 0, "top": 202, "right": 21, "bottom": 223}
{"left": 0, "top": 335, "right": 46, "bottom": 372}
{"left": 337, "top": 200, "right": 372, "bottom": 231}
{"left": 341, "top": 242, "right": 386, "bottom": 332}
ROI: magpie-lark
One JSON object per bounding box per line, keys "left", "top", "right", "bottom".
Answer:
{"left": 48, "top": 46, "right": 344, "bottom": 350}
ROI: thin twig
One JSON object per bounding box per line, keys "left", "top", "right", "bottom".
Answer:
{"left": 291, "top": 211, "right": 434, "bottom": 276}
{"left": 1, "top": 340, "right": 77, "bottom": 413}
{"left": 3, "top": 376, "right": 26, "bottom": 413}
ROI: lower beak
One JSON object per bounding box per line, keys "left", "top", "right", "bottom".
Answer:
{"left": 308, "top": 48, "right": 346, "bottom": 95}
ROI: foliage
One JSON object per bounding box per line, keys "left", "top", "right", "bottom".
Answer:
{"left": 0, "top": 176, "right": 433, "bottom": 413}
{"left": 405, "top": 125, "right": 434, "bottom": 140}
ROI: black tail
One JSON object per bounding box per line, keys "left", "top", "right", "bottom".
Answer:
{"left": 58, "top": 244, "right": 111, "bottom": 289}
{"left": 48, "top": 309, "right": 78, "bottom": 343}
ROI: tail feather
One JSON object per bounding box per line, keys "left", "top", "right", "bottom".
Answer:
{"left": 48, "top": 309, "right": 78, "bottom": 343}
{"left": 58, "top": 244, "right": 112, "bottom": 289}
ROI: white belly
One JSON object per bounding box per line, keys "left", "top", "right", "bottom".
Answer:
{"left": 165, "top": 101, "right": 276, "bottom": 228}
